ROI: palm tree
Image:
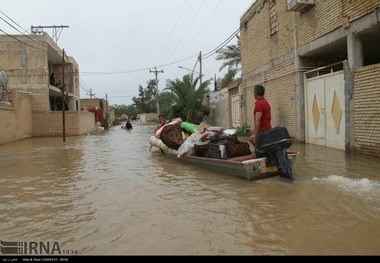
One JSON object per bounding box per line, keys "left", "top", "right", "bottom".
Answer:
{"left": 215, "top": 35, "right": 241, "bottom": 88}
{"left": 164, "top": 74, "right": 211, "bottom": 124}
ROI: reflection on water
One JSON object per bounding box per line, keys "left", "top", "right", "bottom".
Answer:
{"left": 0, "top": 124, "right": 379, "bottom": 255}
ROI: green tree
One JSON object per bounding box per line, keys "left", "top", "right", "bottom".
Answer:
{"left": 215, "top": 35, "right": 241, "bottom": 88}
{"left": 164, "top": 74, "right": 211, "bottom": 124}
{"left": 157, "top": 91, "right": 174, "bottom": 118}
{"left": 114, "top": 104, "right": 139, "bottom": 119}
{"left": 114, "top": 104, "right": 129, "bottom": 118}
{"left": 125, "top": 104, "right": 139, "bottom": 119}
{"left": 131, "top": 79, "right": 156, "bottom": 113}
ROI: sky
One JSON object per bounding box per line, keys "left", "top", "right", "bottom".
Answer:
{"left": 1, "top": 0, "right": 255, "bottom": 106}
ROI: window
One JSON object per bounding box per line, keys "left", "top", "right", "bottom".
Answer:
{"left": 269, "top": 0, "right": 278, "bottom": 35}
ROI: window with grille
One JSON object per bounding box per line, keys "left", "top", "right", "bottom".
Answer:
{"left": 269, "top": 0, "right": 278, "bottom": 35}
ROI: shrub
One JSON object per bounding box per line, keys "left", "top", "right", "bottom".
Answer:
{"left": 89, "top": 107, "right": 104, "bottom": 124}
{"left": 236, "top": 123, "right": 251, "bottom": 137}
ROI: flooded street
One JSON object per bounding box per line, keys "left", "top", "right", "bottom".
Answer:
{"left": 0, "top": 123, "right": 379, "bottom": 255}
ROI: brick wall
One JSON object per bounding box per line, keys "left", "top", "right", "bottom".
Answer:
{"left": 30, "top": 87, "right": 49, "bottom": 111}
{"left": 33, "top": 111, "right": 96, "bottom": 137}
{"left": 0, "top": 90, "right": 33, "bottom": 144}
{"left": 241, "top": 0, "right": 294, "bottom": 76}
{"left": 79, "top": 112, "right": 97, "bottom": 134}
{"left": 353, "top": 64, "right": 380, "bottom": 156}
{"left": 244, "top": 66, "right": 297, "bottom": 137}
{"left": 295, "top": 0, "right": 378, "bottom": 47}
{"left": 241, "top": 1, "right": 298, "bottom": 137}
{"left": 80, "top": 99, "right": 108, "bottom": 109}
{"left": 241, "top": 0, "right": 380, "bottom": 79}
{"left": 240, "top": 0, "right": 380, "bottom": 148}
{"left": 342, "top": 0, "right": 379, "bottom": 24}
{"left": 296, "top": 0, "right": 342, "bottom": 47}
{"left": 0, "top": 39, "right": 48, "bottom": 85}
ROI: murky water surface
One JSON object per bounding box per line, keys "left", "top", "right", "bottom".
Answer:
{"left": 0, "top": 124, "right": 379, "bottom": 255}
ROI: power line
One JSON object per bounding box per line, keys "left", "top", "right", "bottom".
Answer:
{"left": 149, "top": 67, "right": 164, "bottom": 115}
{"left": 0, "top": 10, "right": 29, "bottom": 34}
{"left": 0, "top": 11, "right": 96, "bottom": 101}
{"left": 0, "top": 28, "right": 46, "bottom": 52}
{"left": 201, "top": 27, "right": 240, "bottom": 60}
{"left": 80, "top": 53, "right": 198, "bottom": 75}
{"left": 63, "top": 11, "right": 248, "bottom": 76}
{"left": 156, "top": 0, "right": 188, "bottom": 65}
{"left": 0, "top": 15, "right": 46, "bottom": 49}
{"left": 180, "top": 0, "right": 223, "bottom": 57}
{"left": 79, "top": 26, "right": 242, "bottom": 76}
{"left": 166, "top": 0, "right": 206, "bottom": 61}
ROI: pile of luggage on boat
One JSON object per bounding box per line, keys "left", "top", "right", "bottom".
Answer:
{"left": 154, "top": 118, "right": 252, "bottom": 159}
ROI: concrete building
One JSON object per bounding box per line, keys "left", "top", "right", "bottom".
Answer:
{"left": 240, "top": 0, "right": 380, "bottom": 156}
{"left": 0, "top": 32, "right": 96, "bottom": 144}
{"left": 209, "top": 79, "right": 242, "bottom": 128}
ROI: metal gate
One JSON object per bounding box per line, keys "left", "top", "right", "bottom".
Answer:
{"left": 305, "top": 70, "right": 345, "bottom": 150}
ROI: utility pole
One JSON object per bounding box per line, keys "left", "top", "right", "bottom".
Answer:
{"left": 62, "top": 49, "right": 66, "bottom": 142}
{"left": 87, "top": 88, "right": 95, "bottom": 99}
{"left": 31, "top": 25, "right": 69, "bottom": 43}
{"left": 149, "top": 67, "right": 164, "bottom": 115}
{"left": 199, "top": 51, "right": 202, "bottom": 88}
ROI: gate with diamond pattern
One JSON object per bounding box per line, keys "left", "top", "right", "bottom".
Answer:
{"left": 304, "top": 71, "right": 345, "bottom": 150}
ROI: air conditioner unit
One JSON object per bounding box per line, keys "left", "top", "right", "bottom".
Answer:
{"left": 287, "top": 0, "right": 315, "bottom": 12}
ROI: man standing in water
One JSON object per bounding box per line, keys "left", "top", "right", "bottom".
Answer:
{"left": 249, "top": 85, "right": 272, "bottom": 155}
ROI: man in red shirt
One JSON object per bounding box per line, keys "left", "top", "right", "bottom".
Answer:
{"left": 249, "top": 85, "right": 272, "bottom": 146}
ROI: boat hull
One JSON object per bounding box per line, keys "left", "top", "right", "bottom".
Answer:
{"left": 149, "top": 136, "right": 298, "bottom": 181}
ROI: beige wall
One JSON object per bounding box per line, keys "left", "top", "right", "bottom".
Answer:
{"left": 0, "top": 37, "right": 48, "bottom": 85}
{"left": 80, "top": 98, "right": 107, "bottom": 110}
{"left": 0, "top": 90, "right": 33, "bottom": 144}
{"left": 31, "top": 87, "right": 49, "bottom": 111}
{"left": 353, "top": 64, "right": 380, "bottom": 156}
{"left": 241, "top": 0, "right": 294, "bottom": 73}
{"left": 241, "top": 1, "right": 299, "bottom": 137}
{"left": 80, "top": 98, "right": 115, "bottom": 124}
{"left": 0, "top": 94, "right": 96, "bottom": 144}
{"left": 243, "top": 61, "right": 297, "bottom": 136}
{"left": 33, "top": 111, "right": 96, "bottom": 137}
{"left": 209, "top": 88, "right": 230, "bottom": 128}
{"left": 240, "top": 0, "right": 380, "bottom": 156}
{"left": 139, "top": 113, "right": 158, "bottom": 124}
{"left": 79, "top": 112, "right": 98, "bottom": 134}
{"left": 0, "top": 34, "right": 95, "bottom": 144}
{"left": 241, "top": 0, "right": 379, "bottom": 66}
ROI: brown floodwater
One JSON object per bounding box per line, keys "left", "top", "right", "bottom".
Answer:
{"left": 0, "top": 123, "right": 379, "bottom": 255}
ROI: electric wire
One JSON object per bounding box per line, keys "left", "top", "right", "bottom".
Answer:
{"left": 0, "top": 15, "right": 46, "bottom": 49}
{"left": 166, "top": 0, "right": 206, "bottom": 61}
{"left": 0, "top": 28, "right": 46, "bottom": 52}
{"left": 180, "top": 0, "right": 223, "bottom": 57}
{"left": 0, "top": 10, "right": 29, "bottom": 34}
{"left": 155, "top": 0, "right": 188, "bottom": 65}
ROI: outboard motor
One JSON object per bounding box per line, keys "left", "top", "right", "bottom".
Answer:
{"left": 255, "top": 126, "right": 294, "bottom": 181}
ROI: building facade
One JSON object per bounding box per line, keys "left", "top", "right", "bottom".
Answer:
{"left": 208, "top": 79, "right": 242, "bottom": 128}
{"left": 0, "top": 32, "right": 96, "bottom": 144}
{"left": 240, "top": 0, "right": 380, "bottom": 156}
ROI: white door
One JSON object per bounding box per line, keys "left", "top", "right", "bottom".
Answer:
{"left": 305, "top": 71, "right": 345, "bottom": 150}
{"left": 231, "top": 94, "right": 240, "bottom": 128}
{"left": 305, "top": 77, "right": 326, "bottom": 146}
{"left": 325, "top": 73, "right": 345, "bottom": 149}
